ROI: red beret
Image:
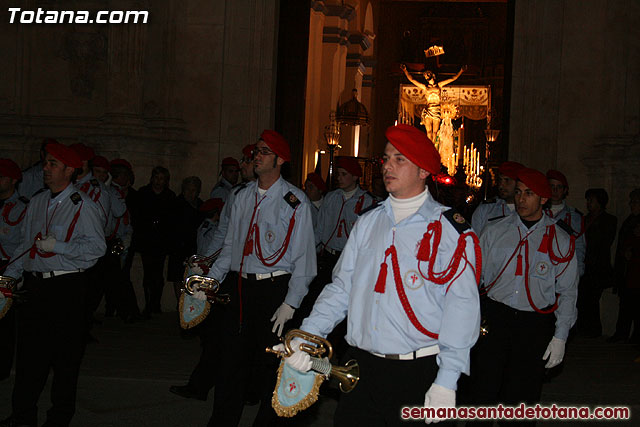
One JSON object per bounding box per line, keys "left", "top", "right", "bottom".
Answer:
{"left": 517, "top": 168, "right": 552, "bottom": 199}
{"left": 92, "top": 155, "right": 110, "bottom": 170}
{"left": 110, "top": 158, "right": 133, "bottom": 171}
{"left": 336, "top": 156, "right": 363, "bottom": 177}
{"left": 199, "top": 198, "right": 225, "bottom": 213}
{"left": 546, "top": 169, "right": 568, "bottom": 188}
{"left": 306, "top": 172, "right": 327, "bottom": 192}
{"left": 69, "top": 143, "right": 95, "bottom": 161}
{"left": 498, "top": 161, "right": 525, "bottom": 180}
{"left": 385, "top": 124, "right": 441, "bottom": 174}
{"left": 221, "top": 157, "right": 239, "bottom": 168}
{"left": 0, "top": 158, "right": 22, "bottom": 181}
{"left": 260, "top": 130, "right": 290, "bottom": 162}
{"left": 46, "top": 143, "right": 83, "bottom": 168}
{"left": 242, "top": 144, "right": 255, "bottom": 159}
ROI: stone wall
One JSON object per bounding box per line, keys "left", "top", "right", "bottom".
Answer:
{"left": 0, "top": 0, "right": 278, "bottom": 196}
{"left": 510, "top": 0, "right": 640, "bottom": 224}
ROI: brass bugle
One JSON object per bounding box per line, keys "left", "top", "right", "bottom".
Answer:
{"left": 266, "top": 329, "right": 360, "bottom": 393}
{"left": 183, "top": 274, "right": 230, "bottom": 305}
{"left": 110, "top": 238, "right": 125, "bottom": 256}
{"left": 0, "top": 275, "right": 17, "bottom": 298}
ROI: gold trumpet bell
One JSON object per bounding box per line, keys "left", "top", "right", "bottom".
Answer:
{"left": 332, "top": 359, "right": 359, "bottom": 393}
{"left": 183, "top": 274, "right": 229, "bottom": 305}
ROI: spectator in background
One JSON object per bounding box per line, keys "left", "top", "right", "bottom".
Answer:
{"left": 609, "top": 188, "right": 640, "bottom": 344}
{"left": 577, "top": 188, "right": 617, "bottom": 338}
{"left": 17, "top": 139, "right": 50, "bottom": 200}
{"left": 135, "top": 166, "right": 176, "bottom": 317}
{"left": 168, "top": 176, "right": 203, "bottom": 299}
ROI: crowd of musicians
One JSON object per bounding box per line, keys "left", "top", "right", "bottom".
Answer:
{"left": 0, "top": 126, "right": 638, "bottom": 427}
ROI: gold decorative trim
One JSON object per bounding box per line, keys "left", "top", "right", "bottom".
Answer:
{"left": 178, "top": 293, "right": 210, "bottom": 329}
{"left": 271, "top": 361, "right": 325, "bottom": 417}
{"left": 0, "top": 298, "right": 12, "bottom": 320}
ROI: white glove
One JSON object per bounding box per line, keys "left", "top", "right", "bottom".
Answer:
{"left": 423, "top": 383, "right": 455, "bottom": 424}
{"left": 35, "top": 235, "right": 57, "bottom": 252}
{"left": 542, "top": 337, "right": 566, "bottom": 368}
{"left": 270, "top": 303, "right": 295, "bottom": 337}
{"left": 189, "top": 264, "right": 204, "bottom": 276}
{"left": 193, "top": 290, "right": 207, "bottom": 301}
{"left": 272, "top": 339, "right": 312, "bottom": 372}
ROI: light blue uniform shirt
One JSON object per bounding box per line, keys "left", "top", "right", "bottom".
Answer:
{"left": 197, "top": 219, "right": 219, "bottom": 255}
{"left": 207, "top": 177, "right": 317, "bottom": 308}
{"left": 209, "top": 177, "right": 233, "bottom": 201}
{"left": 479, "top": 213, "right": 579, "bottom": 340}
{"left": 203, "top": 181, "right": 249, "bottom": 257}
{"left": 471, "top": 198, "right": 514, "bottom": 234}
{"left": 0, "top": 191, "right": 28, "bottom": 260}
{"left": 301, "top": 190, "right": 480, "bottom": 391}
{"left": 106, "top": 183, "right": 128, "bottom": 239}
{"left": 315, "top": 187, "right": 376, "bottom": 252}
{"left": 545, "top": 203, "right": 586, "bottom": 277}
{"left": 6, "top": 183, "right": 106, "bottom": 280}
{"left": 75, "top": 172, "right": 112, "bottom": 232}
{"left": 17, "top": 163, "right": 45, "bottom": 200}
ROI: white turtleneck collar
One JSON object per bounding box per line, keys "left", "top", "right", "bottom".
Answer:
{"left": 341, "top": 187, "right": 358, "bottom": 200}
{"left": 389, "top": 189, "right": 428, "bottom": 223}
{"left": 550, "top": 201, "right": 565, "bottom": 216}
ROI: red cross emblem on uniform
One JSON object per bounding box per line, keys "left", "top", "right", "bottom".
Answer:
{"left": 189, "top": 305, "right": 195, "bottom": 312}
{"left": 410, "top": 273, "right": 418, "bottom": 284}
{"left": 540, "top": 264, "right": 546, "bottom": 272}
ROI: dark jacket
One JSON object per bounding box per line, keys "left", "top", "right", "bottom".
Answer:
{"left": 583, "top": 210, "right": 617, "bottom": 287}
{"left": 133, "top": 184, "right": 176, "bottom": 254}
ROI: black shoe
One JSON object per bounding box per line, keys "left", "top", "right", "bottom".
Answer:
{"left": 169, "top": 385, "right": 207, "bottom": 401}
{"left": 0, "top": 416, "right": 36, "bottom": 427}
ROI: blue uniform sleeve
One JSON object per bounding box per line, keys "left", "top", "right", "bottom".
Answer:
{"left": 5, "top": 206, "right": 34, "bottom": 281}
{"left": 471, "top": 203, "right": 489, "bottom": 234}
{"left": 553, "top": 236, "right": 579, "bottom": 340}
{"left": 300, "top": 216, "right": 358, "bottom": 337}
{"left": 284, "top": 201, "right": 317, "bottom": 308}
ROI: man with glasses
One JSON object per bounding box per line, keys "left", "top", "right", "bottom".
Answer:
{"left": 198, "top": 130, "right": 316, "bottom": 425}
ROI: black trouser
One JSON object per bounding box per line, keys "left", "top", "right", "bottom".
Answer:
{"left": 186, "top": 275, "right": 235, "bottom": 395}
{"left": 208, "top": 273, "right": 289, "bottom": 426}
{"left": 576, "top": 276, "right": 604, "bottom": 336}
{"left": 613, "top": 288, "right": 640, "bottom": 340}
{"left": 334, "top": 347, "right": 444, "bottom": 427}
{"left": 0, "top": 262, "right": 15, "bottom": 381}
{"left": 464, "top": 299, "right": 555, "bottom": 426}
{"left": 140, "top": 253, "right": 166, "bottom": 313}
{"left": 119, "top": 248, "right": 140, "bottom": 318}
{"left": 12, "top": 272, "right": 87, "bottom": 427}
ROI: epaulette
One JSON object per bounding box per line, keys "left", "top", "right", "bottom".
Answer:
{"left": 70, "top": 192, "right": 82, "bottom": 205}
{"left": 488, "top": 214, "right": 506, "bottom": 222}
{"left": 18, "top": 196, "right": 30, "bottom": 205}
{"left": 358, "top": 201, "right": 381, "bottom": 216}
{"left": 443, "top": 208, "right": 472, "bottom": 234}
{"left": 284, "top": 191, "right": 301, "bottom": 209}
{"left": 90, "top": 178, "right": 100, "bottom": 187}
{"left": 555, "top": 219, "right": 576, "bottom": 236}
{"left": 573, "top": 208, "right": 584, "bottom": 217}
{"left": 33, "top": 187, "right": 46, "bottom": 197}
{"left": 233, "top": 182, "right": 248, "bottom": 195}
{"left": 215, "top": 181, "right": 225, "bottom": 188}
{"left": 482, "top": 198, "right": 497, "bottom": 204}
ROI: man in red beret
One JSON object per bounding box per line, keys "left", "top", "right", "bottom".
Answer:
{"left": 1, "top": 143, "right": 106, "bottom": 427}
{"left": 170, "top": 145, "right": 258, "bottom": 403}
{"left": 0, "top": 159, "right": 28, "bottom": 382}
{"left": 70, "top": 143, "right": 112, "bottom": 232}
{"left": 466, "top": 167, "right": 579, "bottom": 416}
{"left": 281, "top": 124, "right": 481, "bottom": 424}
{"left": 545, "top": 169, "right": 586, "bottom": 278}
{"left": 197, "top": 129, "right": 316, "bottom": 425}
{"left": 209, "top": 157, "right": 240, "bottom": 201}
{"left": 17, "top": 139, "right": 55, "bottom": 201}
{"left": 91, "top": 155, "right": 110, "bottom": 184}
{"left": 471, "top": 160, "right": 525, "bottom": 234}
{"left": 303, "top": 172, "right": 326, "bottom": 229}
